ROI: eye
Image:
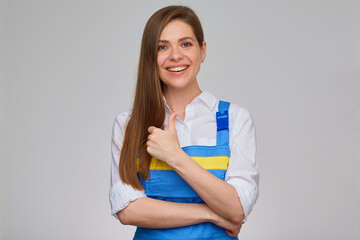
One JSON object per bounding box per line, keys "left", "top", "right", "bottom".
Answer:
{"left": 158, "top": 45, "right": 167, "bottom": 50}
{"left": 182, "top": 42, "right": 192, "bottom": 47}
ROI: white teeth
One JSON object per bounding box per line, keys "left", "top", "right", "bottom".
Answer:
{"left": 167, "top": 66, "right": 189, "bottom": 72}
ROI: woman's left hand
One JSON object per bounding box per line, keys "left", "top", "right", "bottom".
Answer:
{"left": 147, "top": 112, "right": 185, "bottom": 166}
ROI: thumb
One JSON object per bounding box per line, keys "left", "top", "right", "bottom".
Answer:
{"left": 166, "top": 112, "right": 177, "bottom": 131}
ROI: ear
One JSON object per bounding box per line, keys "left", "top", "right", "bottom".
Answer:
{"left": 201, "top": 41, "right": 207, "bottom": 63}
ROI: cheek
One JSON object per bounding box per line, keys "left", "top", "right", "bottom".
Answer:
{"left": 157, "top": 53, "right": 167, "bottom": 68}
{"left": 192, "top": 53, "right": 202, "bottom": 66}
{"left": 189, "top": 49, "right": 202, "bottom": 63}
{"left": 157, "top": 55, "right": 166, "bottom": 81}
{"left": 157, "top": 58, "right": 161, "bottom": 68}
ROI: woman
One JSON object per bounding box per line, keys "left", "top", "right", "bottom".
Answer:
{"left": 110, "top": 5, "right": 259, "bottom": 240}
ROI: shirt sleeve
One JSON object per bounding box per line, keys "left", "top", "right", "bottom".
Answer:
{"left": 109, "top": 110, "right": 147, "bottom": 220}
{"left": 225, "top": 104, "right": 259, "bottom": 222}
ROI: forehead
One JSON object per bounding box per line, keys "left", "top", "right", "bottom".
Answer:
{"left": 159, "top": 20, "right": 195, "bottom": 40}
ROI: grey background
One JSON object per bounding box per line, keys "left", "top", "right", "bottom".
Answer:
{"left": 1, "top": 0, "right": 359, "bottom": 239}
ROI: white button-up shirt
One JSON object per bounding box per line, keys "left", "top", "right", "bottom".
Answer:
{"left": 109, "top": 90, "right": 259, "bottom": 222}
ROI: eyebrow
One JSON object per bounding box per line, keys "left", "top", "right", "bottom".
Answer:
{"left": 158, "top": 37, "right": 195, "bottom": 43}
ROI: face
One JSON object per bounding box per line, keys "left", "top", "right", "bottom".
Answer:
{"left": 157, "top": 20, "right": 206, "bottom": 92}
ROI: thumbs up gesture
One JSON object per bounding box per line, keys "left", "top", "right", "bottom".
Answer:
{"left": 147, "top": 112, "right": 184, "bottom": 167}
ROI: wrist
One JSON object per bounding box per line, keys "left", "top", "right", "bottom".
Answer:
{"left": 169, "top": 149, "right": 188, "bottom": 169}
{"left": 208, "top": 210, "right": 221, "bottom": 224}
{"left": 199, "top": 204, "right": 216, "bottom": 223}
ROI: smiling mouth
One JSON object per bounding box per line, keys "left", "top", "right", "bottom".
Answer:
{"left": 166, "top": 65, "right": 189, "bottom": 72}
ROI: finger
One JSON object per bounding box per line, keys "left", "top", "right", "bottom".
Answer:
{"left": 148, "top": 126, "right": 156, "bottom": 133}
{"left": 225, "top": 229, "right": 235, "bottom": 237}
{"left": 147, "top": 133, "right": 154, "bottom": 141}
{"left": 166, "top": 112, "right": 177, "bottom": 131}
{"left": 146, "top": 145, "right": 151, "bottom": 154}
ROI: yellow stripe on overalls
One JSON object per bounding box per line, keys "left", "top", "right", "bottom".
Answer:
{"left": 136, "top": 156, "right": 229, "bottom": 171}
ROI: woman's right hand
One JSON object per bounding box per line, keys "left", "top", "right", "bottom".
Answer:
{"left": 209, "top": 209, "right": 243, "bottom": 237}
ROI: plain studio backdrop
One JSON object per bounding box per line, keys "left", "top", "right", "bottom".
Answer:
{"left": 1, "top": 0, "right": 359, "bottom": 239}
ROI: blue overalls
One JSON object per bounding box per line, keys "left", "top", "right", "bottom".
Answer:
{"left": 135, "top": 101, "right": 239, "bottom": 240}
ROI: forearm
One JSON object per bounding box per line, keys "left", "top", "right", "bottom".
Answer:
{"left": 171, "top": 152, "right": 245, "bottom": 224}
{"left": 117, "top": 197, "right": 213, "bottom": 228}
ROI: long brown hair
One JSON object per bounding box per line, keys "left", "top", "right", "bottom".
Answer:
{"left": 119, "top": 5, "right": 205, "bottom": 190}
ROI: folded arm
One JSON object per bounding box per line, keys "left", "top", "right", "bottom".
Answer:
{"left": 171, "top": 153, "right": 245, "bottom": 224}
{"left": 146, "top": 108, "right": 258, "bottom": 224}
{"left": 110, "top": 113, "right": 241, "bottom": 235}
{"left": 117, "top": 197, "right": 241, "bottom": 236}
{"left": 117, "top": 197, "right": 209, "bottom": 227}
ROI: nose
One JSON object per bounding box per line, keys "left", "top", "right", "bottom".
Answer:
{"left": 169, "top": 46, "right": 183, "bottom": 61}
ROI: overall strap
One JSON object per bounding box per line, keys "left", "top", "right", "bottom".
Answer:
{"left": 216, "top": 100, "right": 230, "bottom": 146}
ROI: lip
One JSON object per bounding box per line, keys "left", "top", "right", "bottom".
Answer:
{"left": 165, "top": 64, "right": 190, "bottom": 76}
{"left": 166, "top": 68, "right": 189, "bottom": 76}
{"left": 166, "top": 64, "right": 189, "bottom": 68}
{"left": 165, "top": 65, "right": 190, "bottom": 73}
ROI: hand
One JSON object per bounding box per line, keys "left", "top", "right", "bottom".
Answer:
{"left": 147, "top": 112, "right": 184, "bottom": 166}
{"left": 224, "top": 222, "right": 242, "bottom": 237}
{"left": 210, "top": 211, "right": 243, "bottom": 237}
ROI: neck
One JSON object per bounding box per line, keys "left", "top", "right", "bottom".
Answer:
{"left": 163, "top": 83, "right": 202, "bottom": 121}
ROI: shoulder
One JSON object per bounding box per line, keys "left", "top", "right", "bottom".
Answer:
{"left": 226, "top": 102, "right": 254, "bottom": 133}
{"left": 228, "top": 103, "right": 252, "bottom": 122}
{"left": 113, "top": 109, "right": 132, "bottom": 127}
{"left": 112, "top": 109, "right": 132, "bottom": 142}
{"left": 203, "top": 91, "right": 252, "bottom": 121}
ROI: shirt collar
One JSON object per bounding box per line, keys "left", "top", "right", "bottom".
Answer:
{"left": 163, "top": 90, "right": 218, "bottom": 113}
{"left": 163, "top": 97, "right": 171, "bottom": 113}
{"left": 197, "top": 90, "right": 218, "bottom": 111}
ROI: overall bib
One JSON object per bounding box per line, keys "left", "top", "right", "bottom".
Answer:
{"left": 134, "top": 101, "right": 239, "bottom": 240}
